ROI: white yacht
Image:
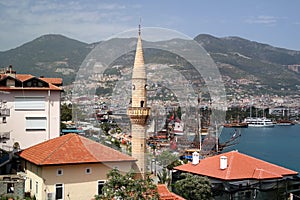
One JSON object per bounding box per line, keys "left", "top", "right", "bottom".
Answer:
{"left": 244, "top": 117, "right": 274, "bottom": 127}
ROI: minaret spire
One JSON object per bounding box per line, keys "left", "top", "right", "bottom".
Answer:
{"left": 127, "top": 23, "right": 150, "bottom": 179}
{"left": 132, "top": 23, "right": 145, "bottom": 87}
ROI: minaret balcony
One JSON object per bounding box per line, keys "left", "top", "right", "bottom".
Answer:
{"left": 127, "top": 107, "right": 150, "bottom": 125}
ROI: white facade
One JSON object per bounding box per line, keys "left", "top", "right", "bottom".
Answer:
{"left": 1, "top": 90, "right": 61, "bottom": 149}
{"left": 0, "top": 69, "right": 62, "bottom": 149}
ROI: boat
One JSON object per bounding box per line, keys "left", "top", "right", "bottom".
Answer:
{"left": 276, "top": 119, "right": 295, "bottom": 126}
{"left": 243, "top": 117, "right": 274, "bottom": 128}
{"left": 223, "top": 122, "right": 248, "bottom": 128}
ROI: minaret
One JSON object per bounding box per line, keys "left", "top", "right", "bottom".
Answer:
{"left": 127, "top": 25, "right": 150, "bottom": 179}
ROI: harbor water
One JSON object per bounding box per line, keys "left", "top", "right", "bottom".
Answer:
{"left": 220, "top": 124, "right": 300, "bottom": 174}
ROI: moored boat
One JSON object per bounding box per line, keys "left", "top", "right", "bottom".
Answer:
{"left": 244, "top": 117, "right": 274, "bottom": 128}
{"left": 223, "top": 122, "right": 248, "bottom": 128}
{"left": 276, "top": 119, "right": 295, "bottom": 126}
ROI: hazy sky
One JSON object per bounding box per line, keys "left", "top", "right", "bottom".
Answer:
{"left": 1, "top": 0, "right": 300, "bottom": 51}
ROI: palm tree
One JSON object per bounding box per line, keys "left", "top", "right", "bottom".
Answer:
{"left": 157, "top": 168, "right": 171, "bottom": 186}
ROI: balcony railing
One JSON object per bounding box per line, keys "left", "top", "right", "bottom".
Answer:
{"left": 127, "top": 107, "right": 150, "bottom": 125}
{"left": 0, "top": 108, "right": 10, "bottom": 117}
{"left": 127, "top": 107, "right": 150, "bottom": 117}
{"left": 0, "top": 132, "right": 10, "bottom": 143}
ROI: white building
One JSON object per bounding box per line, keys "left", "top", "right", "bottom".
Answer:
{"left": 0, "top": 66, "right": 62, "bottom": 149}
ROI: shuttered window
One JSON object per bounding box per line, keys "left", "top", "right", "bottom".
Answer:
{"left": 15, "top": 97, "right": 45, "bottom": 110}
{"left": 26, "top": 117, "right": 47, "bottom": 131}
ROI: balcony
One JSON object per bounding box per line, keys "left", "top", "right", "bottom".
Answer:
{"left": 127, "top": 107, "right": 150, "bottom": 125}
{"left": 0, "top": 132, "right": 10, "bottom": 143}
{"left": 0, "top": 108, "right": 10, "bottom": 117}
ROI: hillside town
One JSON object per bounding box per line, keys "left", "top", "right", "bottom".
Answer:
{"left": 0, "top": 29, "right": 300, "bottom": 200}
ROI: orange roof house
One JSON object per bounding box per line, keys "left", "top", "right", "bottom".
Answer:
{"left": 174, "top": 151, "right": 300, "bottom": 199}
{"left": 19, "top": 133, "right": 136, "bottom": 165}
{"left": 175, "top": 151, "right": 297, "bottom": 180}
{"left": 19, "top": 134, "right": 136, "bottom": 200}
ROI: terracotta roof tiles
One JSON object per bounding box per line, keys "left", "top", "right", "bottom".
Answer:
{"left": 174, "top": 151, "right": 297, "bottom": 180}
{"left": 19, "top": 133, "right": 136, "bottom": 165}
{"left": 40, "top": 77, "right": 63, "bottom": 85}
{"left": 15, "top": 74, "right": 34, "bottom": 81}
{"left": 0, "top": 73, "right": 62, "bottom": 91}
{"left": 157, "top": 184, "right": 185, "bottom": 200}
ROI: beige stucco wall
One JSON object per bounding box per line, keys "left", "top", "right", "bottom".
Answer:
{"left": 24, "top": 161, "right": 134, "bottom": 200}
{"left": 24, "top": 163, "right": 45, "bottom": 200}
{"left": 1, "top": 90, "right": 61, "bottom": 149}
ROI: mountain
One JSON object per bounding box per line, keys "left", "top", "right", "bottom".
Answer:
{"left": 0, "top": 34, "right": 299, "bottom": 94}
{"left": 195, "top": 34, "right": 300, "bottom": 94}
{"left": 0, "top": 34, "right": 93, "bottom": 84}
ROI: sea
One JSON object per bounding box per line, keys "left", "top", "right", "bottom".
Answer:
{"left": 219, "top": 124, "right": 300, "bottom": 174}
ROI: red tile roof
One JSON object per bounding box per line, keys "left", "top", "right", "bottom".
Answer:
{"left": 19, "top": 133, "right": 136, "bottom": 165}
{"left": 40, "top": 77, "right": 63, "bottom": 86}
{"left": 174, "top": 151, "right": 298, "bottom": 180}
{"left": 0, "top": 73, "right": 62, "bottom": 91}
{"left": 15, "top": 74, "right": 34, "bottom": 81}
{"left": 157, "top": 184, "right": 185, "bottom": 200}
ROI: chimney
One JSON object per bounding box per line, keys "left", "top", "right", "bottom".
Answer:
{"left": 6, "top": 65, "right": 16, "bottom": 78}
{"left": 220, "top": 156, "right": 227, "bottom": 170}
{"left": 192, "top": 151, "right": 199, "bottom": 165}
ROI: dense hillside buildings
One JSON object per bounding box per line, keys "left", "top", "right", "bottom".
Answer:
{"left": 0, "top": 66, "right": 62, "bottom": 149}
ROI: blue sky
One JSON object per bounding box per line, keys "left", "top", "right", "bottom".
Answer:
{"left": 1, "top": 0, "right": 300, "bottom": 51}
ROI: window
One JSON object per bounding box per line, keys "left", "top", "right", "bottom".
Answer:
{"left": 26, "top": 117, "right": 47, "bottom": 131}
{"left": 30, "top": 179, "right": 32, "bottom": 190}
{"left": 85, "top": 168, "right": 91, "bottom": 174}
{"left": 57, "top": 169, "right": 63, "bottom": 176}
{"left": 15, "top": 97, "right": 45, "bottom": 110}
{"left": 36, "top": 181, "right": 38, "bottom": 194}
{"left": 7, "top": 183, "right": 14, "bottom": 193}
{"left": 97, "top": 180, "right": 106, "bottom": 195}
{"left": 55, "top": 184, "right": 63, "bottom": 200}
{"left": 23, "top": 78, "right": 48, "bottom": 88}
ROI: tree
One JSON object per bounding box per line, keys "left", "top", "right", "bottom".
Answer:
{"left": 166, "top": 159, "right": 184, "bottom": 170}
{"left": 61, "top": 103, "right": 72, "bottom": 121}
{"left": 174, "top": 173, "right": 212, "bottom": 200}
{"left": 156, "top": 150, "right": 178, "bottom": 167}
{"left": 95, "top": 168, "right": 159, "bottom": 200}
{"left": 157, "top": 168, "right": 171, "bottom": 186}
{"left": 100, "top": 122, "right": 111, "bottom": 135}
{"left": 61, "top": 103, "right": 72, "bottom": 130}
{"left": 176, "top": 106, "right": 182, "bottom": 120}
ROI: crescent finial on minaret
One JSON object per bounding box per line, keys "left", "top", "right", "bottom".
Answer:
{"left": 138, "top": 18, "right": 142, "bottom": 36}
